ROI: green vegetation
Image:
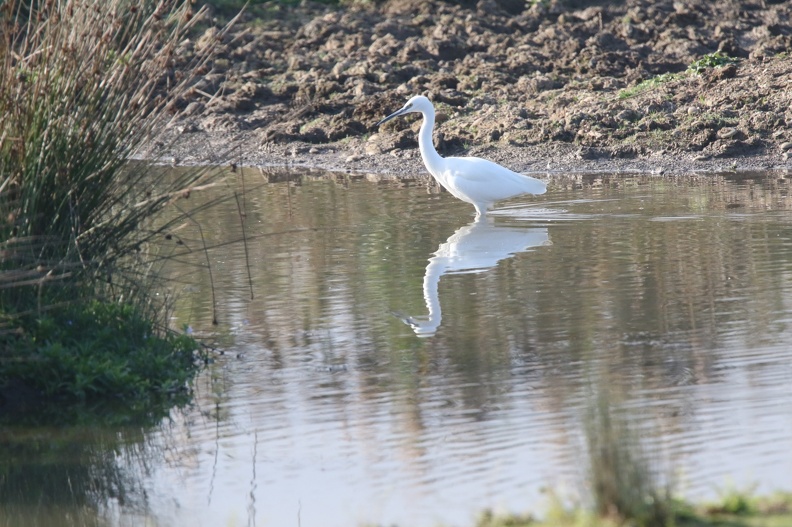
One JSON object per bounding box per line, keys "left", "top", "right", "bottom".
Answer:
{"left": 0, "top": 0, "right": 231, "bottom": 403}
{"left": 474, "top": 491, "right": 792, "bottom": 526}
{"left": 3, "top": 301, "right": 205, "bottom": 401}
{"left": 618, "top": 52, "right": 738, "bottom": 99}
{"left": 687, "top": 52, "right": 739, "bottom": 74}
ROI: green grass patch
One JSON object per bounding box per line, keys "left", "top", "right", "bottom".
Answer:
{"left": 688, "top": 52, "right": 739, "bottom": 74}
{"left": 0, "top": 301, "right": 206, "bottom": 402}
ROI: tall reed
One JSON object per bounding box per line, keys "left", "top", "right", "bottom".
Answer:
{"left": 0, "top": 0, "right": 231, "bottom": 320}
{"left": 0, "top": 0, "right": 243, "bottom": 401}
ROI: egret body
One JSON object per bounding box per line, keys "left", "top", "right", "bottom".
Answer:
{"left": 376, "top": 95, "right": 547, "bottom": 217}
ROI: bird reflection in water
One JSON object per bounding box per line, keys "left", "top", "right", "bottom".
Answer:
{"left": 400, "top": 217, "right": 550, "bottom": 337}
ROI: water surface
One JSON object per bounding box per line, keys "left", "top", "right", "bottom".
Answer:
{"left": 5, "top": 169, "right": 792, "bottom": 527}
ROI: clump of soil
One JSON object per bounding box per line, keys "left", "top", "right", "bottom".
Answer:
{"left": 160, "top": 0, "right": 792, "bottom": 175}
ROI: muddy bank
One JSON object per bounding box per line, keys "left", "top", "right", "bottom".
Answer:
{"left": 153, "top": 0, "right": 792, "bottom": 176}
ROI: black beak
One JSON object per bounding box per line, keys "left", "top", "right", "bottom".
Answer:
{"left": 375, "top": 106, "right": 409, "bottom": 127}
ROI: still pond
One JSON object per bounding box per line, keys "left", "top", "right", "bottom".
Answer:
{"left": 3, "top": 169, "right": 792, "bottom": 527}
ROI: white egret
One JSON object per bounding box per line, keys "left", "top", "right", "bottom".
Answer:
{"left": 376, "top": 95, "right": 547, "bottom": 217}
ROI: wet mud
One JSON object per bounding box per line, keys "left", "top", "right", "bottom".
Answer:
{"left": 155, "top": 0, "right": 792, "bottom": 175}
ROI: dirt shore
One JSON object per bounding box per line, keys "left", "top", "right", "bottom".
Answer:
{"left": 156, "top": 0, "right": 792, "bottom": 176}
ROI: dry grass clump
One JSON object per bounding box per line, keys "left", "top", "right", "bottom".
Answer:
{"left": 0, "top": 0, "right": 232, "bottom": 318}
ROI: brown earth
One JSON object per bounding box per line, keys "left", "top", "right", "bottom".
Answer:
{"left": 154, "top": 0, "right": 792, "bottom": 176}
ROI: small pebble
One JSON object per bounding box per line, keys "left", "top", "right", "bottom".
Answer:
{"left": 780, "top": 142, "right": 792, "bottom": 151}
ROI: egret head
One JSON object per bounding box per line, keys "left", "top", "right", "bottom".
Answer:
{"left": 376, "top": 95, "right": 433, "bottom": 127}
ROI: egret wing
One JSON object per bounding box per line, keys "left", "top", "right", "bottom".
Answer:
{"left": 445, "top": 157, "right": 546, "bottom": 203}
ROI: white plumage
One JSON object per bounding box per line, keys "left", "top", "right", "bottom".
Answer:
{"left": 376, "top": 95, "right": 547, "bottom": 217}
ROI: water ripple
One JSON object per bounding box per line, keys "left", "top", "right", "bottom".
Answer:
{"left": 139, "top": 172, "right": 792, "bottom": 527}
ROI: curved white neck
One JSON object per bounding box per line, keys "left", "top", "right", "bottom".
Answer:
{"left": 418, "top": 108, "right": 445, "bottom": 178}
